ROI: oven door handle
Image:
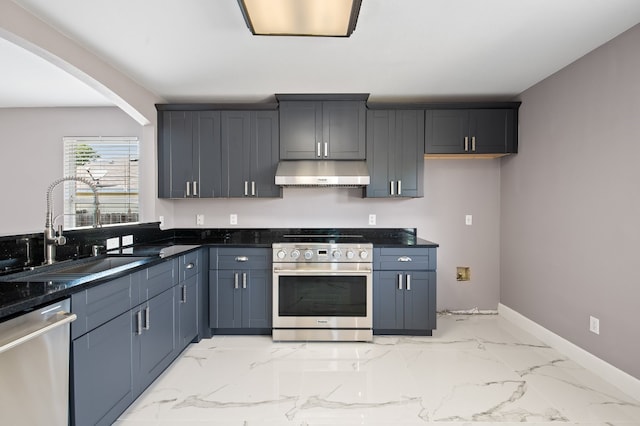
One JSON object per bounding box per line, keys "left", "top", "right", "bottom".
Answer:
{"left": 273, "top": 268, "right": 372, "bottom": 275}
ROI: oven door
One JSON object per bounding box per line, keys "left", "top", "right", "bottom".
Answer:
{"left": 272, "top": 262, "right": 372, "bottom": 337}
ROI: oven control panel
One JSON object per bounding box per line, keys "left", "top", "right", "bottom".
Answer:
{"left": 273, "top": 243, "right": 372, "bottom": 263}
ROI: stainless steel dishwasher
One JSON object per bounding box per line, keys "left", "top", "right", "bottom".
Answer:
{"left": 0, "top": 299, "right": 76, "bottom": 425}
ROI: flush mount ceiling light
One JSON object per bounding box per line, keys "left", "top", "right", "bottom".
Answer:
{"left": 238, "top": 0, "right": 362, "bottom": 37}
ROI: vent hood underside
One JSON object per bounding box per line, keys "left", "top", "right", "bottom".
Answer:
{"left": 275, "top": 160, "right": 370, "bottom": 187}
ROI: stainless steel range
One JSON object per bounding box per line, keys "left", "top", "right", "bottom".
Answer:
{"left": 272, "top": 239, "right": 373, "bottom": 342}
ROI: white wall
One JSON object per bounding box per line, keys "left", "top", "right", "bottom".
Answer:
{"left": 0, "top": 107, "right": 143, "bottom": 235}
{"left": 171, "top": 158, "right": 502, "bottom": 311}
{"left": 501, "top": 24, "right": 640, "bottom": 379}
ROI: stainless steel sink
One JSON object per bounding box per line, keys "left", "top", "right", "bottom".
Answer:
{"left": 0, "top": 256, "right": 151, "bottom": 282}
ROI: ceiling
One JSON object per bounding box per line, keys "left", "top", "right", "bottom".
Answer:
{"left": 2, "top": 0, "right": 640, "bottom": 108}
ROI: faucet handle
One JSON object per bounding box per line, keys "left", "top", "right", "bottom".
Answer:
{"left": 91, "top": 245, "right": 105, "bottom": 256}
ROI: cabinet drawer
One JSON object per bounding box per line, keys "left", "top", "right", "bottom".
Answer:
{"left": 374, "top": 248, "right": 436, "bottom": 271}
{"left": 215, "top": 248, "right": 271, "bottom": 270}
{"left": 140, "top": 259, "right": 176, "bottom": 300}
{"left": 71, "top": 274, "right": 132, "bottom": 339}
{"left": 179, "top": 250, "right": 200, "bottom": 281}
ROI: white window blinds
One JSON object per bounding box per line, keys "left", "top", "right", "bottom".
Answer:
{"left": 63, "top": 137, "right": 139, "bottom": 229}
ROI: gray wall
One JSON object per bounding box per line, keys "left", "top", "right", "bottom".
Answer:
{"left": 0, "top": 107, "right": 143, "bottom": 235}
{"left": 501, "top": 24, "right": 640, "bottom": 379}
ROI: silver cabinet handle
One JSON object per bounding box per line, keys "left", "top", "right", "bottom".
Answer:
{"left": 242, "top": 272, "right": 247, "bottom": 289}
{"left": 234, "top": 272, "right": 239, "bottom": 289}
{"left": 186, "top": 262, "right": 194, "bottom": 269}
{"left": 244, "top": 181, "right": 248, "bottom": 196}
{"left": 235, "top": 256, "right": 248, "bottom": 262}
{"left": 136, "top": 310, "right": 143, "bottom": 335}
{"left": 406, "top": 274, "right": 411, "bottom": 291}
{"left": 398, "top": 180, "right": 402, "bottom": 196}
{"left": 143, "top": 305, "right": 150, "bottom": 330}
{"left": 472, "top": 136, "right": 476, "bottom": 152}
{"left": 390, "top": 181, "right": 395, "bottom": 196}
{"left": 324, "top": 142, "right": 328, "bottom": 157}
{"left": 186, "top": 181, "right": 190, "bottom": 197}
{"left": 0, "top": 311, "right": 76, "bottom": 354}
{"left": 397, "top": 273, "right": 403, "bottom": 290}
{"left": 398, "top": 256, "right": 412, "bottom": 262}
{"left": 193, "top": 181, "right": 198, "bottom": 196}
{"left": 464, "top": 136, "right": 469, "bottom": 152}
{"left": 317, "top": 142, "right": 321, "bottom": 157}
{"left": 181, "top": 284, "right": 187, "bottom": 303}
{"left": 251, "top": 181, "right": 256, "bottom": 196}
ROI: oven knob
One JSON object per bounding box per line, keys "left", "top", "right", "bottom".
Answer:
{"left": 304, "top": 250, "right": 313, "bottom": 260}
{"left": 276, "top": 249, "right": 287, "bottom": 259}
{"left": 359, "top": 250, "right": 369, "bottom": 260}
{"left": 332, "top": 250, "right": 342, "bottom": 259}
{"left": 346, "top": 250, "right": 355, "bottom": 259}
{"left": 290, "top": 249, "right": 300, "bottom": 259}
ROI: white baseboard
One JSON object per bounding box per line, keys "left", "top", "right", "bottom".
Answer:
{"left": 498, "top": 303, "right": 640, "bottom": 402}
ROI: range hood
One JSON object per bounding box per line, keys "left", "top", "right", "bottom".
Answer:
{"left": 275, "top": 160, "right": 370, "bottom": 187}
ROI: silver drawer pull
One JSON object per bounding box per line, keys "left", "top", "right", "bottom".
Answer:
{"left": 181, "top": 284, "right": 187, "bottom": 303}
{"left": 234, "top": 272, "right": 239, "bottom": 289}
{"left": 235, "top": 256, "right": 248, "bottom": 262}
{"left": 143, "top": 305, "right": 150, "bottom": 330}
{"left": 398, "top": 256, "right": 412, "bottom": 262}
{"left": 397, "top": 273, "right": 403, "bottom": 290}
{"left": 136, "top": 310, "right": 143, "bottom": 335}
{"left": 242, "top": 272, "right": 247, "bottom": 289}
{"left": 406, "top": 274, "right": 411, "bottom": 291}
{"left": 185, "top": 262, "right": 195, "bottom": 269}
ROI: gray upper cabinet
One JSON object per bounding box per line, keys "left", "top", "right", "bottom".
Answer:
{"left": 365, "top": 109, "right": 424, "bottom": 198}
{"left": 222, "top": 110, "right": 281, "bottom": 198}
{"left": 157, "top": 110, "right": 223, "bottom": 198}
{"left": 424, "top": 104, "right": 519, "bottom": 155}
{"left": 277, "top": 94, "right": 367, "bottom": 160}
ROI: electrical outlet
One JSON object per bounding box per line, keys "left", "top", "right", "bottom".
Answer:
{"left": 196, "top": 214, "right": 204, "bottom": 226}
{"left": 230, "top": 214, "right": 238, "bottom": 225}
{"left": 465, "top": 214, "right": 473, "bottom": 226}
{"left": 589, "top": 316, "right": 600, "bottom": 335}
{"left": 368, "top": 214, "right": 376, "bottom": 225}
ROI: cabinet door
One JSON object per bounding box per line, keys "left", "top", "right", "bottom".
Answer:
{"left": 402, "top": 271, "right": 435, "bottom": 330}
{"left": 222, "top": 111, "right": 252, "bottom": 197}
{"left": 136, "top": 288, "right": 176, "bottom": 393}
{"left": 195, "top": 111, "right": 223, "bottom": 197}
{"left": 159, "top": 111, "right": 195, "bottom": 198}
{"left": 365, "top": 110, "right": 394, "bottom": 197}
{"left": 251, "top": 111, "right": 281, "bottom": 197}
{"left": 72, "top": 311, "right": 134, "bottom": 426}
{"left": 178, "top": 274, "right": 199, "bottom": 349}
{"left": 373, "top": 271, "right": 404, "bottom": 330}
{"left": 212, "top": 269, "right": 243, "bottom": 328}
{"left": 279, "top": 101, "right": 322, "bottom": 159}
{"left": 424, "top": 110, "right": 469, "bottom": 154}
{"left": 322, "top": 101, "right": 366, "bottom": 159}
{"left": 243, "top": 269, "right": 272, "bottom": 328}
{"left": 469, "top": 109, "right": 514, "bottom": 154}
{"left": 394, "top": 110, "right": 424, "bottom": 197}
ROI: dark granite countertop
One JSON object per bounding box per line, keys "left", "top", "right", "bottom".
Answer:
{"left": 0, "top": 227, "right": 437, "bottom": 321}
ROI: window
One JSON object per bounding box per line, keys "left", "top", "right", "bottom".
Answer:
{"left": 63, "top": 137, "right": 139, "bottom": 228}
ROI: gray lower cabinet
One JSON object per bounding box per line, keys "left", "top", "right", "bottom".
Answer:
{"left": 373, "top": 248, "right": 437, "bottom": 335}
{"left": 366, "top": 109, "right": 424, "bottom": 198}
{"left": 71, "top": 253, "right": 202, "bottom": 426}
{"left": 209, "top": 248, "right": 272, "bottom": 332}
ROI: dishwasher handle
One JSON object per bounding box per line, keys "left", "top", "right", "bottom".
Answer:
{"left": 0, "top": 311, "right": 76, "bottom": 355}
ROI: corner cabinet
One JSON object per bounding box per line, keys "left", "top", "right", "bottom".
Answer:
{"left": 209, "top": 247, "right": 272, "bottom": 333}
{"left": 424, "top": 103, "right": 520, "bottom": 157}
{"left": 365, "top": 109, "right": 424, "bottom": 198}
{"left": 71, "top": 252, "right": 203, "bottom": 426}
{"left": 156, "top": 104, "right": 280, "bottom": 199}
{"left": 277, "top": 94, "right": 368, "bottom": 160}
{"left": 373, "top": 247, "right": 437, "bottom": 336}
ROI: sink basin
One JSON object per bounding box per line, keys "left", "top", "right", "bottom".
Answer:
{"left": 0, "top": 256, "right": 151, "bottom": 282}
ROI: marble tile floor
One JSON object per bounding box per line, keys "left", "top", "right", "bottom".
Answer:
{"left": 115, "top": 314, "right": 640, "bottom": 425}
